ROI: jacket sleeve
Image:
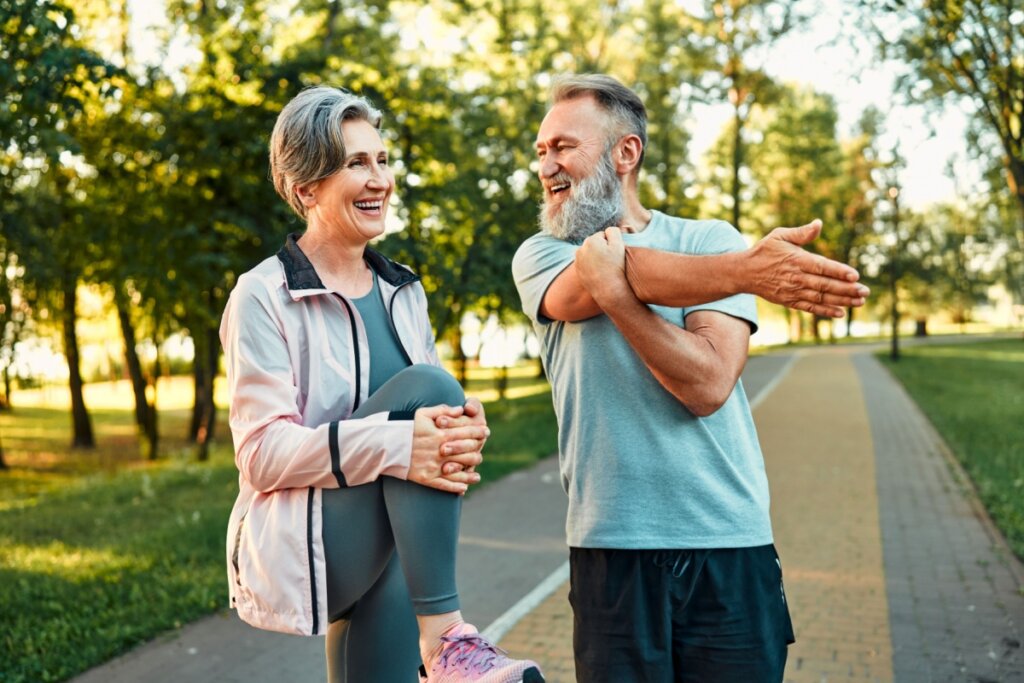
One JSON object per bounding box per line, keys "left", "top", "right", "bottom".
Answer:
{"left": 220, "top": 276, "right": 414, "bottom": 493}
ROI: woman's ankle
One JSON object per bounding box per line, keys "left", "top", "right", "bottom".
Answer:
{"left": 418, "top": 611, "right": 464, "bottom": 666}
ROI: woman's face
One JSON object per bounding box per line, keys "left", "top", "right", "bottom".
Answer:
{"left": 307, "top": 119, "right": 395, "bottom": 243}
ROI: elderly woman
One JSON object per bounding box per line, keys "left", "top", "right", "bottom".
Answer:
{"left": 220, "top": 86, "right": 544, "bottom": 683}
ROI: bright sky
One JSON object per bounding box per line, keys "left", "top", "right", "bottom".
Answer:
{"left": 129, "top": 0, "right": 969, "bottom": 211}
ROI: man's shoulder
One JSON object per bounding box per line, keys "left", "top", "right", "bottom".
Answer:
{"left": 513, "top": 231, "right": 576, "bottom": 271}
{"left": 654, "top": 212, "right": 746, "bottom": 255}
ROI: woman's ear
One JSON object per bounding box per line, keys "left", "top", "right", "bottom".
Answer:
{"left": 295, "top": 183, "right": 317, "bottom": 208}
{"left": 615, "top": 135, "right": 643, "bottom": 176}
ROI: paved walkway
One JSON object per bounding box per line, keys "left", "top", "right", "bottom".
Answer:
{"left": 70, "top": 346, "right": 1024, "bottom": 682}
{"left": 500, "top": 347, "right": 1024, "bottom": 682}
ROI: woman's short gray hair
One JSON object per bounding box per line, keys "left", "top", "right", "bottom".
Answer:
{"left": 269, "top": 86, "right": 383, "bottom": 219}
{"left": 550, "top": 74, "right": 647, "bottom": 169}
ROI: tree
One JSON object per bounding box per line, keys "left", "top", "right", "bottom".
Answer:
{"left": 864, "top": 0, "right": 1024, "bottom": 285}
{"left": 0, "top": 0, "right": 116, "bottom": 449}
{"left": 687, "top": 0, "right": 808, "bottom": 233}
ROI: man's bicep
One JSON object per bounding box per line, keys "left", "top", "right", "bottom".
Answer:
{"left": 539, "top": 262, "right": 603, "bottom": 322}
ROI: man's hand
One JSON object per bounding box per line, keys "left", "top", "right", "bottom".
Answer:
{"left": 575, "top": 227, "right": 632, "bottom": 307}
{"left": 746, "top": 220, "right": 870, "bottom": 318}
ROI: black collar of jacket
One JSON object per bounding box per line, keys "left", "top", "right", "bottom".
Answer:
{"left": 277, "top": 233, "right": 420, "bottom": 292}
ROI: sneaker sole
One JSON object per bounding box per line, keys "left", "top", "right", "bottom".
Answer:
{"left": 523, "top": 668, "right": 545, "bottom": 683}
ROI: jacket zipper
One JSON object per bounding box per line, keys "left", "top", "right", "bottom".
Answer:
{"left": 306, "top": 488, "right": 319, "bottom": 635}
{"left": 334, "top": 294, "right": 362, "bottom": 410}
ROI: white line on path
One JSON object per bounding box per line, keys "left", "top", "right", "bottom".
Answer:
{"left": 749, "top": 352, "right": 801, "bottom": 411}
{"left": 483, "top": 351, "right": 801, "bottom": 643}
{"left": 483, "top": 561, "right": 570, "bottom": 643}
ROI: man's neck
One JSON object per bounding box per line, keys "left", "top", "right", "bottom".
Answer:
{"left": 618, "top": 189, "right": 652, "bottom": 234}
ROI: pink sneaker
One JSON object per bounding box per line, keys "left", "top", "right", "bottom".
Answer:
{"left": 419, "top": 623, "right": 545, "bottom": 683}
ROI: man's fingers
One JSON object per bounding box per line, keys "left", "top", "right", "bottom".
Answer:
{"left": 775, "top": 219, "right": 823, "bottom": 246}
{"left": 793, "top": 274, "right": 870, "bottom": 301}
{"left": 791, "top": 300, "right": 846, "bottom": 318}
{"left": 795, "top": 251, "right": 860, "bottom": 283}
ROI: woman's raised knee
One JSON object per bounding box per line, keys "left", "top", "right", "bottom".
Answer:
{"left": 392, "top": 364, "right": 465, "bottom": 409}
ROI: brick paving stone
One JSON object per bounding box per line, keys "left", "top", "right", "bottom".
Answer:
{"left": 854, "top": 353, "right": 1024, "bottom": 683}
{"left": 759, "top": 350, "right": 894, "bottom": 683}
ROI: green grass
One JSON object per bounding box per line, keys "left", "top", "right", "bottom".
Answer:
{"left": 878, "top": 339, "right": 1024, "bottom": 560}
{"left": 0, "top": 371, "right": 558, "bottom": 683}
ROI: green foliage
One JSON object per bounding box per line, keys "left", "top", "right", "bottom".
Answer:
{"left": 879, "top": 339, "right": 1024, "bottom": 560}
{"left": 861, "top": 0, "right": 1024, "bottom": 282}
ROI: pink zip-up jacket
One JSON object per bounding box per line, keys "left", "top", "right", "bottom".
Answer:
{"left": 219, "top": 235, "right": 442, "bottom": 636}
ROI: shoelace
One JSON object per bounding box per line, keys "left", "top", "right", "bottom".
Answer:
{"left": 436, "top": 632, "right": 505, "bottom": 673}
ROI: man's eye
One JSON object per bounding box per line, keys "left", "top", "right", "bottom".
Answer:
{"left": 378, "top": 157, "right": 389, "bottom": 165}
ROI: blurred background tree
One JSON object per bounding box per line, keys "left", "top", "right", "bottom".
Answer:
{"left": 0, "top": 0, "right": 1020, "bottom": 463}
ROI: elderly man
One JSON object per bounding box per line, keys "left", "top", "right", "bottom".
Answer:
{"left": 512, "top": 74, "right": 868, "bottom": 682}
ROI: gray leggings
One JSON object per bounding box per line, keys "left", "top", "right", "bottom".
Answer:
{"left": 322, "top": 364, "right": 464, "bottom": 683}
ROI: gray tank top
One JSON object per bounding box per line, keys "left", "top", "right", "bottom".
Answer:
{"left": 351, "top": 273, "right": 411, "bottom": 394}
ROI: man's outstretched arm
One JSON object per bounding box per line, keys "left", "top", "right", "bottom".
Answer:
{"left": 540, "top": 219, "right": 869, "bottom": 322}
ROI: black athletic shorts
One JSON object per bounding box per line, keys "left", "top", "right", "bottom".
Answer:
{"left": 569, "top": 544, "right": 795, "bottom": 683}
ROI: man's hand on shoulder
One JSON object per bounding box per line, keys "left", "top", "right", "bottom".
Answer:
{"left": 575, "top": 227, "right": 633, "bottom": 308}
{"left": 745, "top": 219, "right": 870, "bottom": 318}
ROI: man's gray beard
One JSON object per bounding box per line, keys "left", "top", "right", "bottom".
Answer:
{"left": 539, "top": 153, "right": 623, "bottom": 244}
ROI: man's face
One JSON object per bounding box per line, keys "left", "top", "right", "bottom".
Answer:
{"left": 535, "top": 96, "right": 623, "bottom": 244}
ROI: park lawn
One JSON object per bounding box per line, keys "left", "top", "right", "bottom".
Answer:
{"left": 0, "top": 372, "right": 558, "bottom": 683}
{"left": 879, "top": 338, "right": 1024, "bottom": 560}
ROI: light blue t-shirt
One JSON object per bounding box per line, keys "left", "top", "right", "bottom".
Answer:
{"left": 511, "top": 211, "right": 773, "bottom": 549}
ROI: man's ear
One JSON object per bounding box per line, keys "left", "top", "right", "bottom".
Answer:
{"left": 295, "top": 183, "right": 317, "bottom": 208}
{"left": 615, "top": 135, "right": 643, "bottom": 176}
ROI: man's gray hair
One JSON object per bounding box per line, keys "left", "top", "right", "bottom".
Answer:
{"left": 550, "top": 74, "right": 648, "bottom": 169}
{"left": 269, "top": 86, "right": 383, "bottom": 219}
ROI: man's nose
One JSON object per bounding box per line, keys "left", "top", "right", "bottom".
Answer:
{"left": 539, "top": 155, "right": 559, "bottom": 179}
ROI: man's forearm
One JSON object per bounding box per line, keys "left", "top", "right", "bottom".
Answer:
{"left": 597, "top": 291, "right": 741, "bottom": 416}
{"left": 625, "top": 247, "right": 744, "bottom": 307}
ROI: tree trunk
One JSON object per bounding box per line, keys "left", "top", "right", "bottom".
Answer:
{"left": 190, "top": 346, "right": 204, "bottom": 442}
{"left": 731, "top": 103, "right": 743, "bottom": 232}
{"left": 115, "top": 291, "right": 158, "bottom": 459}
{"left": 1, "top": 364, "right": 10, "bottom": 410}
{"left": 63, "top": 276, "right": 95, "bottom": 448}
{"left": 495, "top": 365, "right": 509, "bottom": 401}
{"left": 453, "top": 325, "right": 468, "bottom": 387}
{"left": 194, "top": 326, "right": 218, "bottom": 461}
{"left": 115, "top": 292, "right": 149, "bottom": 428}
{"left": 0, "top": 429, "right": 6, "bottom": 469}
{"left": 845, "top": 306, "right": 855, "bottom": 338}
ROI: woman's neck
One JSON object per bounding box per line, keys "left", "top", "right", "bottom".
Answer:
{"left": 297, "top": 224, "right": 372, "bottom": 298}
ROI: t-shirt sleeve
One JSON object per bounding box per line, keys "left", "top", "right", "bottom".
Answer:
{"left": 512, "top": 234, "right": 579, "bottom": 325}
{"left": 683, "top": 221, "right": 759, "bottom": 333}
